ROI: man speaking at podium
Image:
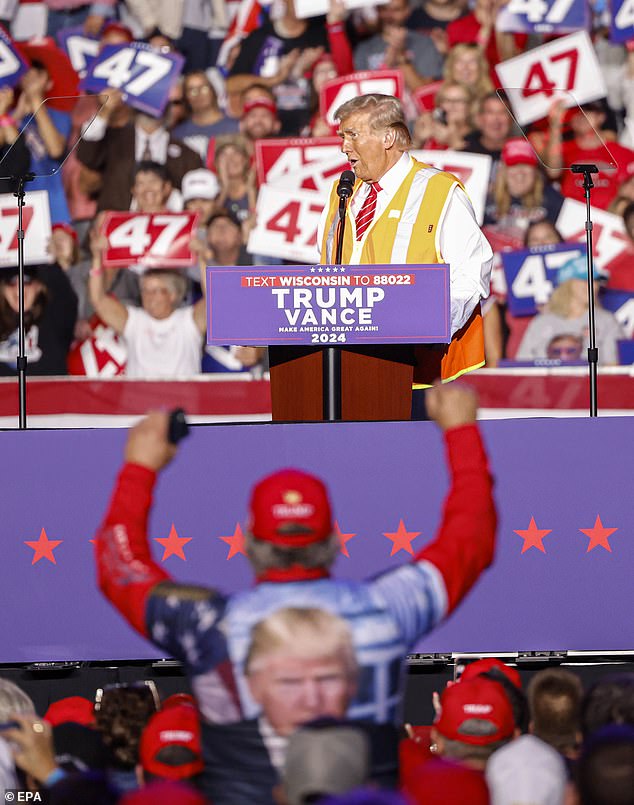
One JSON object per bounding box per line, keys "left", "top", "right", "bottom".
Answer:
{"left": 319, "top": 93, "right": 493, "bottom": 395}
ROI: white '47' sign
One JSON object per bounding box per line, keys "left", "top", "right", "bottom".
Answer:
{"left": 495, "top": 31, "right": 607, "bottom": 126}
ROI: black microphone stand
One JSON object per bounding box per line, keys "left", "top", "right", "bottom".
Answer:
{"left": 571, "top": 163, "right": 599, "bottom": 417}
{"left": 13, "top": 171, "right": 35, "bottom": 429}
{"left": 323, "top": 178, "right": 353, "bottom": 420}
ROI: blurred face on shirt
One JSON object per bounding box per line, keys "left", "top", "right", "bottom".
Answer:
{"left": 247, "top": 652, "right": 355, "bottom": 736}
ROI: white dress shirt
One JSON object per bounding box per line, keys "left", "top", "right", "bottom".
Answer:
{"left": 318, "top": 152, "right": 493, "bottom": 335}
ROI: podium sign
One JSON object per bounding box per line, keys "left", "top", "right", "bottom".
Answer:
{"left": 206, "top": 263, "right": 450, "bottom": 346}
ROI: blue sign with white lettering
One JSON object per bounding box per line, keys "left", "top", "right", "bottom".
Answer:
{"left": 0, "top": 28, "right": 28, "bottom": 89}
{"left": 57, "top": 26, "right": 100, "bottom": 79}
{"left": 610, "top": 0, "right": 634, "bottom": 43}
{"left": 80, "top": 43, "right": 184, "bottom": 117}
{"left": 503, "top": 243, "right": 586, "bottom": 316}
{"left": 497, "top": 0, "right": 590, "bottom": 33}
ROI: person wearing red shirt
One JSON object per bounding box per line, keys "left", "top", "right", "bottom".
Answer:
{"left": 545, "top": 101, "right": 634, "bottom": 211}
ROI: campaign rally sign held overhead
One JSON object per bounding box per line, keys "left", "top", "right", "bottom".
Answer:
{"left": 81, "top": 42, "right": 184, "bottom": 117}
{"left": 497, "top": 0, "right": 590, "bottom": 33}
{"left": 0, "top": 28, "right": 28, "bottom": 89}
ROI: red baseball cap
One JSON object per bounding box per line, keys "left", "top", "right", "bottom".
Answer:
{"left": 242, "top": 98, "right": 278, "bottom": 117}
{"left": 139, "top": 704, "right": 203, "bottom": 780}
{"left": 17, "top": 37, "right": 80, "bottom": 112}
{"left": 249, "top": 468, "right": 333, "bottom": 547}
{"left": 434, "top": 677, "right": 515, "bottom": 746}
{"left": 52, "top": 222, "right": 78, "bottom": 242}
{"left": 501, "top": 138, "right": 538, "bottom": 167}
{"left": 44, "top": 696, "right": 95, "bottom": 727}
{"left": 459, "top": 658, "right": 522, "bottom": 690}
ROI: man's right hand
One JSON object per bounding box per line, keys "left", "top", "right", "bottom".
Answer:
{"left": 426, "top": 383, "right": 478, "bottom": 431}
{"left": 125, "top": 411, "right": 178, "bottom": 471}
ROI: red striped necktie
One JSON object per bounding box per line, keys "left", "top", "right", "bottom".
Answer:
{"left": 355, "top": 181, "right": 382, "bottom": 241}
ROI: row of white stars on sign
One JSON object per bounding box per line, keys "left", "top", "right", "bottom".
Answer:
{"left": 310, "top": 266, "right": 347, "bottom": 273}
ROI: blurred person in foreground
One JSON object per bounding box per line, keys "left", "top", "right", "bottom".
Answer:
{"left": 430, "top": 676, "right": 516, "bottom": 769}
{"left": 137, "top": 702, "right": 203, "bottom": 790}
{"left": 93, "top": 383, "right": 497, "bottom": 802}
{"left": 527, "top": 668, "right": 583, "bottom": 760}
{"left": 573, "top": 725, "right": 634, "bottom": 805}
{"left": 486, "top": 734, "right": 568, "bottom": 805}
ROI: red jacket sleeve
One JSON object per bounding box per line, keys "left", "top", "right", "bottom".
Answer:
{"left": 327, "top": 21, "right": 354, "bottom": 78}
{"left": 414, "top": 423, "right": 497, "bottom": 614}
{"left": 94, "top": 463, "right": 171, "bottom": 636}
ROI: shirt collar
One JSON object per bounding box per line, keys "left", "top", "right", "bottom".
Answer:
{"left": 375, "top": 151, "right": 412, "bottom": 197}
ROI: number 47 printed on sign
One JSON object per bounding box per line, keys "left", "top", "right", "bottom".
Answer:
{"left": 495, "top": 31, "right": 607, "bottom": 126}
{"left": 610, "top": 0, "right": 634, "bottom": 43}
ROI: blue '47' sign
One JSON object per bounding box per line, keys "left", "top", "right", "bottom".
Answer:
{"left": 610, "top": 0, "right": 634, "bottom": 43}
{"left": 503, "top": 243, "right": 586, "bottom": 316}
{"left": 497, "top": 0, "right": 590, "bottom": 33}
{"left": 80, "top": 43, "right": 184, "bottom": 117}
{"left": 0, "top": 28, "right": 28, "bottom": 89}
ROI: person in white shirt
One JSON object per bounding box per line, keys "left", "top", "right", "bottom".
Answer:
{"left": 88, "top": 247, "right": 207, "bottom": 378}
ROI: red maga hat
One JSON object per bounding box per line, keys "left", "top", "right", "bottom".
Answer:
{"left": 139, "top": 704, "right": 203, "bottom": 780}
{"left": 434, "top": 677, "right": 515, "bottom": 746}
{"left": 17, "top": 36, "right": 80, "bottom": 112}
{"left": 249, "top": 468, "right": 333, "bottom": 547}
{"left": 44, "top": 696, "right": 95, "bottom": 727}
{"left": 459, "top": 658, "right": 522, "bottom": 690}
{"left": 501, "top": 137, "right": 538, "bottom": 167}
{"left": 242, "top": 97, "right": 278, "bottom": 117}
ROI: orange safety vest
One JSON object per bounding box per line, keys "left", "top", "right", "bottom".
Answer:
{"left": 320, "top": 158, "right": 485, "bottom": 386}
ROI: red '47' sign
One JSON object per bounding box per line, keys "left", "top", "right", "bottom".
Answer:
{"left": 320, "top": 70, "right": 404, "bottom": 126}
{"left": 101, "top": 211, "right": 199, "bottom": 268}
{"left": 495, "top": 31, "right": 607, "bottom": 126}
{"left": 255, "top": 137, "right": 348, "bottom": 193}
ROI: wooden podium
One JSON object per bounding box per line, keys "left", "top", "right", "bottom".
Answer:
{"left": 269, "top": 345, "right": 415, "bottom": 422}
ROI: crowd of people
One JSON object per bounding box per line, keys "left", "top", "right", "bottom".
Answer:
{"left": 4, "top": 653, "right": 634, "bottom": 804}
{"left": 0, "top": 382, "right": 631, "bottom": 803}
{"left": 0, "top": 0, "right": 633, "bottom": 377}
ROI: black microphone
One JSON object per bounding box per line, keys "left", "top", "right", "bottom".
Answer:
{"left": 336, "top": 169, "right": 355, "bottom": 200}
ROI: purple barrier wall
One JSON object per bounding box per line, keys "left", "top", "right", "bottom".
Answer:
{"left": 1, "top": 416, "right": 631, "bottom": 663}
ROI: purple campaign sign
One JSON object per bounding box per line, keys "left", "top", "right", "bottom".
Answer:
{"left": 497, "top": 0, "right": 590, "bottom": 33}
{"left": 207, "top": 264, "right": 451, "bottom": 346}
{"left": 503, "top": 243, "right": 585, "bottom": 317}
{"left": 80, "top": 43, "right": 184, "bottom": 117}
{"left": 610, "top": 0, "right": 634, "bottom": 43}
{"left": 57, "top": 26, "right": 100, "bottom": 78}
{"left": 1, "top": 417, "right": 634, "bottom": 662}
{"left": 0, "top": 28, "right": 28, "bottom": 89}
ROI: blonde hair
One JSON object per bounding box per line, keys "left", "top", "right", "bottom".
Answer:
{"left": 334, "top": 93, "right": 412, "bottom": 149}
{"left": 245, "top": 607, "right": 358, "bottom": 680}
{"left": 493, "top": 162, "right": 544, "bottom": 218}
{"left": 546, "top": 280, "right": 586, "bottom": 317}
{"left": 443, "top": 43, "right": 494, "bottom": 100}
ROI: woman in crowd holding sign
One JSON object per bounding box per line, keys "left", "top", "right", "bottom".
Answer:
{"left": 88, "top": 224, "right": 207, "bottom": 378}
